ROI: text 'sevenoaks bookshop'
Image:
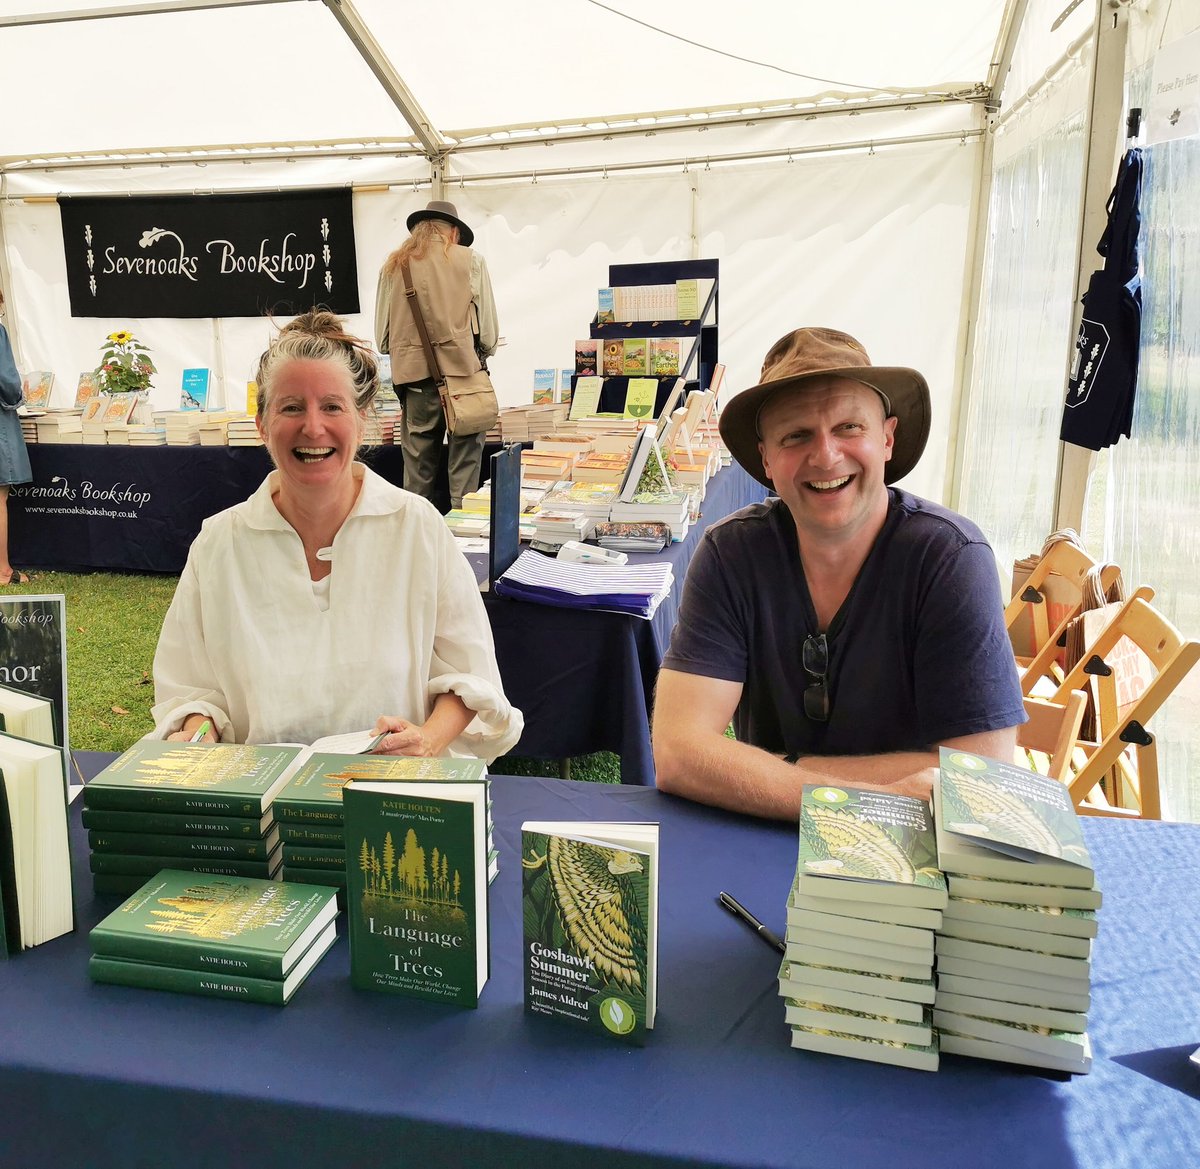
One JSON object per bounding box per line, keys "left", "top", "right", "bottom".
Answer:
{"left": 520, "top": 821, "right": 658, "bottom": 1043}
{"left": 343, "top": 779, "right": 489, "bottom": 1008}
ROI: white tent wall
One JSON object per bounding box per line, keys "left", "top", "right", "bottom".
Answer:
{"left": 3, "top": 137, "right": 977, "bottom": 507}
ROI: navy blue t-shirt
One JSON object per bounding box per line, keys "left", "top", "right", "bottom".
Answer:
{"left": 661, "top": 490, "right": 1025, "bottom": 757}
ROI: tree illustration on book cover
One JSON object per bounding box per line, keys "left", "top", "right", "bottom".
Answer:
{"left": 521, "top": 831, "right": 650, "bottom": 1043}
{"left": 347, "top": 801, "right": 481, "bottom": 1006}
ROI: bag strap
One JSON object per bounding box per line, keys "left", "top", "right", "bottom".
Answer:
{"left": 399, "top": 260, "right": 447, "bottom": 389}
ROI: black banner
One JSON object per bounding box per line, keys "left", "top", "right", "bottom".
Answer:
{"left": 60, "top": 188, "right": 360, "bottom": 318}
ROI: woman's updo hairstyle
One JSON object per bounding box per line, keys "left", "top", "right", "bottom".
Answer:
{"left": 255, "top": 309, "right": 379, "bottom": 416}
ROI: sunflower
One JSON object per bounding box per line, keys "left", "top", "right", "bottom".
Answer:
{"left": 108, "top": 330, "right": 133, "bottom": 345}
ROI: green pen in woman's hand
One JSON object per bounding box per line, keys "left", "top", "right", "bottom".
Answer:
{"left": 189, "top": 720, "right": 212, "bottom": 743}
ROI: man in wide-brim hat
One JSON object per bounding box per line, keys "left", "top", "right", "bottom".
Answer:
{"left": 653, "top": 327, "right": 1024, "bottom": 820}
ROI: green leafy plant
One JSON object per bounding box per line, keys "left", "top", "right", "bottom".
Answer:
{"left": 94, "top": 329, "right": 156, "bottom": 394}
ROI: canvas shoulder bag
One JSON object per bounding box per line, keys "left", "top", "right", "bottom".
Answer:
{"left": 399, "top": 260, "right": 500, "bottom": 436}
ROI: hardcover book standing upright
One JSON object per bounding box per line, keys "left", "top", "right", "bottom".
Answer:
{"left": 180, "top": 368, "right": 211, "bottom": 411}
{"left": 520, "top": 821, "right": 658, "bottom": 1043}
{"left": 343, "top": 779, "right": 489, "bottom": 1007}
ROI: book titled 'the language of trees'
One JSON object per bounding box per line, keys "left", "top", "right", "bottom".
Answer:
{"left": 520, "top": 821, "right": 658, "bottom": 1044}
{"left": 343, "top": 779, "right": 489, "bottom": 1008}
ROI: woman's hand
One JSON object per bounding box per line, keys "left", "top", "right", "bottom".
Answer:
{"left": 166, "top": 715, "right": 217, "bottom": 743}
{"left": 370, "top": 716, "right": 436, "bottom": 757}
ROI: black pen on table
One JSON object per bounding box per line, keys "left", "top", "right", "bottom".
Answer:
{"left": 718, "top": 891, "right": 785, "bottom": 955}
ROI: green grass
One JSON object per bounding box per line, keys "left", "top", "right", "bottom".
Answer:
{"left": 4, "top": 570, "right": 620, "bottom": 780}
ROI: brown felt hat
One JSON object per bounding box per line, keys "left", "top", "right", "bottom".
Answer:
{"left": 719, "top": 327, "right": 931, "bottom": 487}
{"left": 406, "top": 200, "right": 474, "bottom": 248}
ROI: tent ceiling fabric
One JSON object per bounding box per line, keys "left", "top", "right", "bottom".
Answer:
{"left": 2, "top": 0, "right": 1009, "bottom": 171}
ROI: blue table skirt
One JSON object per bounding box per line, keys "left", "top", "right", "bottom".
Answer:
{"left": 1, "top": 758, "right": 1198, "bottom": 1169}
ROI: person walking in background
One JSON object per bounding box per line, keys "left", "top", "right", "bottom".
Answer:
{"left": 0, "top": 290, "right": 32, "bottom": 585}
{"left": 375, "top": 200, "right": 499, "bottom": 510}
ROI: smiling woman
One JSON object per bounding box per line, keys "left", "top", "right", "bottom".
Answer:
{"left": 149, "top": 309, "right": 523, "bottom": 763}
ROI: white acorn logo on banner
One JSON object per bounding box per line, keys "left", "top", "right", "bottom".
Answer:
{"left": 321, "top": 218, "right": 329, "bottom": 240}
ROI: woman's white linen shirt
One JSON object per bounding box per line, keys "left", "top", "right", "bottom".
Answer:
{"left": 151, "top": 465, "right": 522, "bottom": 760}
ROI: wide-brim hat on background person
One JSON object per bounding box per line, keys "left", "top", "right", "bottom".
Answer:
{"left": 718, "top": 326, "right": 931, "bottom": 488}
{"left": 406, "top": 200, "right": 474, "bottom": 248}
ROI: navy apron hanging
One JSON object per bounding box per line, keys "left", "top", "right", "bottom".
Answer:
{"left": 1060, "top": 148, "right": 1143, "bottom": 450}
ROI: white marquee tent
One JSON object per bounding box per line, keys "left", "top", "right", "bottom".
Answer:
{"left": 2, "top": 0, "right": 1199, "bottom": 813}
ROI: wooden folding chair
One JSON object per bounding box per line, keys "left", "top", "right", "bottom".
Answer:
{"left": 1050, "top": 593, "right": 1200, "bottom": 819}
{"left": 1016, "top": 692, "right": 1088, "bottom": 784}
{"left": 1005, "top": 541, "right": 1122, "bottom": 697}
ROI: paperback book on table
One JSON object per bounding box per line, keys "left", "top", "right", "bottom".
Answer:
{"left": 88, "top": 869, "right": 339, "bottom": 1005}
{"left": 343, "top": 779, "right": 490, "bottom": 1008}
{"left": 787, "top": 785, "right": 942, "bottom": 1069}
{"left": 520, "top": 821, "right": 658, "bottom": 1044}
{"left": 931, "top": 749, "right": 1097, "bottom": 1074}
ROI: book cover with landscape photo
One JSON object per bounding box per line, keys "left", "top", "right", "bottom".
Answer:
{"left": 343, "top": 780, "right": 489, "bottom": 1007}
{"left": 521, "top": 822, "right": 658, "bottom": 1043}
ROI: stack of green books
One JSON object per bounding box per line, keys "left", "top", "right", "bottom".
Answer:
{"left": 83, "top": 741, "right": 302, "bottom": 897}
{"left": 273, "top": 754, "right": 498, "bottom": 891}
{"left": 782, "top": 785, "right": 947, "bottom": 1072}
{"left": 88, "top": 869, "right": 339, "bottom": 1005}
{"left": 932, "top": 748, "right": 1097, "bottom": 1075}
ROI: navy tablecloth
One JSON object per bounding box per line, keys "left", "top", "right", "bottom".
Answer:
{"left": 1, "top": 757, "right": 1197, "bottom": 1169}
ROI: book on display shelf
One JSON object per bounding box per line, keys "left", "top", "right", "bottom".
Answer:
{"left": 73, "top": 371, "right": 101, "bottom": 409}
{"left": 88, "top": 919, "right": 337, "bottom": 1005}
{"left": 567, "top": 376, "right": 603, "bottom": 421}
{"left": 622, "top": 377, "right": 657, "bottom": 421}
{"left": 601, "top": 340, "right": 624, "bottom": 377}
{"left": 559, "top": 371, "right": 574, "bottom": 405}
{"left": 521, "top": 821, "right": 658, "bottom": 1043}
{"left": 82, "top": 741, "right": 304, "bottom": 816}
{"left": 89, "top": 868, "right": 339, "bottom": 979}
{"left": 795, "top": 785, "right": 948, "bottom": 911}
{"left": 596, "top": 287, "right": 615, "bottom": 325}
{"left": 532, "top": 368, "right": 557, "bottom": 405}
{"left": 622, "top": 339, "right": 649, "bottom": 377}
{"left": 788, "top": 1022, "right": 939, "bottom": 1072}
{"left": 784, "top": 997, "right": 933, "bottom": 1046}
{"left": 179, "top": 368, "right": 212, "bottom": 411}
{"left": 0, "top": 731, "right": 73, "bottom": 952}
{"left": 574, "top": 340, "right": 598, "bottom": 376}
{"left": 648, "top": 337, "right": 681, "bottom": 376}
{"left": 21, "top": 371, "right": 55, "bottom": 408}
{"left": 933, "top": 747, "right": 1096, "bottom": 889}
{"left": 343, "top": 778, "right": 490, "bottom": 1007}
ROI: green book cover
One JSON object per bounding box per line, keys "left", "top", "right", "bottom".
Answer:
{"left": 83, "top": 741, "right": 302, "bottom": 816}
{"left": 934, "top": 748, "right": 1095, "bottom": 887}
{"left": 622, "top": 377, "right": 657, "bottom": 420}
{"left": 88, "top": 850, "right": 282, "bottom": 879}
{"left": 281, "top": 844, "right": 345, "bottom": 869}
{"left": 87, "top": 827, "right": 279, "bottom": 861}
{"left": 273, "top": 753, "right": 487, "bottom": 824}
{"left": 568, "top": 375, "right": 603, "bottom": 421}
{"left": 88, "top": 919, "right": 337, "bottom": 1005}
{"left": 82, "top": 807, "right": 273, "bottom": 838}
{"left": 797, "top": 785, "right": 947, "bottom": 910}
{"left": 89, "top": 869, "right": 339, "bottom": 978}
{"left": 521, "top": 821, "right": 658, "bottom": 1043}
{"left": 277, "top": 822, "right": 345, "bottom": 846}
{"left": 343, "top": 780, "right": 489, "bottom": 1007}
{"left": 622, "top": 338, "right": 649, "bottom": 377}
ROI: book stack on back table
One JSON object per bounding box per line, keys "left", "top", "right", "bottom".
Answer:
{"left": 82, "top": 741, "right": 302, "bottom": 897}
{"left": 932, "top": 748, "right": 1098, "bottom": 1074}
{"left": 227, "top": 417, "right": 264, "bottom": 446}
{"left": 273, "top": 751, "right": 498, "bottom": 893}
{"left": 33, "top": 412, "right": 83, "bottom": 444}
{"left": 88, "top": 868, "right": 339, "bottom": 1005}
{"left": 782, "top": 785, "right": 946, "bottom": 1072}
